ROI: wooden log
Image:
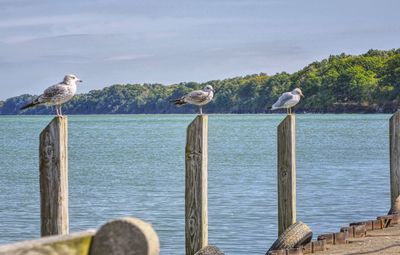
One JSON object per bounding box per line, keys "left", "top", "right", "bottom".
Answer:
{"left": 317, "top": 233, "right": 334, "bottom": 244}
{"left": 340, "top": 226, "right": 354, "bottom": 238}
{"left": 311, "top": 240, "right": 326, "bottom": 252}
{"left": 267, "top": 250, "right": 285, "bottom": 255}
{"left": 90, "top": 217, "right": 160, "bottom": 255}
{"left": 185, "top": 115, "right": 208, "bottom": 255}
{"left": 377, "top": 215, "right": 396, "bottom": 228}
{"left": 353, "top": 225, "right": 366, "bottom": 238}
{"left": 0, "top": 216, "right": 159, "bottom": 255}
{"left": 0, "top": 230, "right": 94, "bottom": 255}
{"left": 194, "top": 245, "right": 224, "bottom": 255}
{"left": 333, "top": 232, "right": 347, "bottom": 245}
{"left": 277, "top": 114, "right": 296, "bottom": 236}
{"left": 372, "top": 219, "right": 383, "bottom": 230}
{"left": 350, "top": 221, "right": 373, "bottom": 231}
{"left": 390, "top": 111, "right": 400, "bottom": 212}
{"left": 39, "top": 116, "right": 69, "bottom": 236}
{"left": 302, "top": 242, "right": 312, "bottom": 254}
{"left": 287, "top": 248, "right": 303, "bottom": 255}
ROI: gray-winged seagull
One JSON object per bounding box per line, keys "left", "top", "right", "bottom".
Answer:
{"left": 20, "top": 74, "right": 82, "bottom": 116}
{"left": 170, "top": 85, "right": 215, "bottom": 114}
{"left": 271, "top": 88, "right": 304, "bottom": 114}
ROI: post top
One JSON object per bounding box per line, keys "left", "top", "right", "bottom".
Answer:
{"left": 188, "top": 114, "right": 208, "bottom": 126}
{"left": 277, "top": 114, "right": 295, "bottom": 128}
{"left": 390, "top": 111, "right": 400, "bottom": 121}
{"left": 40, "top": 116, "right": 68, "bottom": 135}
{"left": 51, "top": 115, "right": 68, "bottom": 123}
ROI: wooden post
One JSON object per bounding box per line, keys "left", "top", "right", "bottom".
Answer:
{"left": 390, "top": 111, "right": 400, "bottom": 212}
{"left": 185, "top": 115, "right": 208, "bottom": 255}
{"left": 39, "top": 116, "right": 69, "bottom": 236}
{"left": 277, "top": 114, "right": 296, "bottom": 236}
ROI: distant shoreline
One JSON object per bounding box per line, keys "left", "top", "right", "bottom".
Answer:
{"left": 1, "top": 49, "right": 399, "bottom": 115}
{"left": 0, "top": 111, "right": 397, "bottom": 116}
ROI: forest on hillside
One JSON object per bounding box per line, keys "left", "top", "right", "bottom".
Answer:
{"left": 1, "top": 49, "right": 400, "bottom": 114}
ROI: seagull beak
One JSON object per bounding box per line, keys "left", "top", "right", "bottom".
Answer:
{"left": 300, "top": 92, "right": 304, "bottom": 97}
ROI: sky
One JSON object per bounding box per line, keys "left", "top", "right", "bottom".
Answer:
{"left": 0, "top": 0, "right": 399, "bottom": 100}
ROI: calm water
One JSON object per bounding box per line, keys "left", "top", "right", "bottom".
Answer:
{"left": 0, "top": 114, "right": 391, "bottom": 254}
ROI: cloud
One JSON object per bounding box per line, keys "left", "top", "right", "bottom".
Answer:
{"left": 0, "top": 15, "right": 91, "bottom": 29}
{"left": 104, "top": 54, "right": 154, "bottom": 62}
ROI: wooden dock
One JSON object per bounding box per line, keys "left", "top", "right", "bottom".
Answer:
{"left": 268, "top": 214, "right": 400, "bottom": 255}
{"left": 316, "top": 223, "right": 400, "bottom": 255}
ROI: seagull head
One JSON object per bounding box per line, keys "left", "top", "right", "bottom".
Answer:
{"left": 64, "top": 74, "right": 83, "bottom": 85}
{"left": 203, "top": 85, "right": 215, "bottom": 93}
{"left": 292, "top": 88, "right": 304, "bottom": 97}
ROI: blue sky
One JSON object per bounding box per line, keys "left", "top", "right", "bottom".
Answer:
{"left": 0, "top": 0, "right": 399, "bottom": 99}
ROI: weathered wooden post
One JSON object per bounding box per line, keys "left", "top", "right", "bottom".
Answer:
{"left": 39, "top": 116, "right": 69, "bottom": 236}
{"left": 185, "top": 115, "right": 208, "bottom": 255}
{"left": 277, "top": 114, "right": 296, "bottom": 236}
{"left": 390, "top": 111, "right": 400, "bottom": 214}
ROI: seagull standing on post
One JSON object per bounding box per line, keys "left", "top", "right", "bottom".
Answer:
{"left": 170, "top": 85, "right": 215, "bottom": 114}
{"left": 270, "top": 88, "right": 304, "bottom": 114}
{"left": 20, "top": 74, "right": 82, "bottom": 116}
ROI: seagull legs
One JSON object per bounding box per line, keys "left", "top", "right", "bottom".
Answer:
{"left": 55, "top": 105, "right": 63, "bottom": 117}
{"left": 199, "top": 106, "right": 203, "bottom": 115}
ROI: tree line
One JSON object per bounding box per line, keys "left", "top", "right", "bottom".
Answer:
{"left": 1, "top": 48, "right": 400, "bottom": 115}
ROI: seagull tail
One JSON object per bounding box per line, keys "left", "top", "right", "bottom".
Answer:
{"left": 269, "top": 105, "right": 278, "bottom": 111}
{"left": 169, "top": 98, "right": 186, "bottom": 107}
{"left": 20, "top": 100, "right": 40, "bottom": 110}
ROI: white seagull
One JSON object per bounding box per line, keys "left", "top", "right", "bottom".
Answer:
{"left": 170, "top": 85, "right": 215, "bottom": 114}
{"left": 271, "top": 88, "right": 304, "bottom": 114}
{"left": 20, "top": 74, "right": 82, "bottom": 116}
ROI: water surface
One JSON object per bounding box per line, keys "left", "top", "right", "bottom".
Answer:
{"left": 0, "top": 114, "right": 391, "bottom": 254}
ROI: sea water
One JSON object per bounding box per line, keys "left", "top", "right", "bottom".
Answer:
{"left": 0, "top": 114, "right": 390, "bottom": 254}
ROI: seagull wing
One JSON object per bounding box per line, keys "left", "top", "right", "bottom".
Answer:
{"left": 184, "top": 90, "right": 210, "bottom": 104}
{"left": 38, "top": 83, "right": 67, "bottom": 103}
{"left": 272, "top": 92, "right": 294, "bottom": 109}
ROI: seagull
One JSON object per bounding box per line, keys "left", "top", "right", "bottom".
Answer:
{"left": 271, "top": 88, "right": 304, "bottom": 114}
{"left": 170, "top": 85, "right": 215, "bottom": 114}
{"left": 20, "top": 74, "right": 82, "bottom": 116}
